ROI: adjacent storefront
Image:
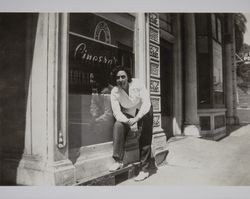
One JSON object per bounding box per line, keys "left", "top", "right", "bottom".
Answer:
{"left": 196, "top": 14, "right": 232, "bottom": 139}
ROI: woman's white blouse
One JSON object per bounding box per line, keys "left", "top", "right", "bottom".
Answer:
{"left": 110, "top": 78, "right": 151, "bottom": 123}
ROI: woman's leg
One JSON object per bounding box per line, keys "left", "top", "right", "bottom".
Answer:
{"left": 112, "top": 121, "right": 128, "bottom": 162}
{"left": 138, "top": 106, "right": 154, "bottom": 172}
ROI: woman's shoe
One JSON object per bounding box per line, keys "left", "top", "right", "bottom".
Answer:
{"left": 134, "top": 171, "right": 149, "bottom": 181}
{"left": 109, "top": 162, "right": 123, "bottom": 172}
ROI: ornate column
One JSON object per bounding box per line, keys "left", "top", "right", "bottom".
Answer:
{"left": 147, "top": 13, "right": 163, "bottom": 133}
{"left": 224, "top": 14, "right": 239, "bottom": 125}
{"left": 17, "top": 13, "right": 75, "bottom": 185}
{"left": 146, "top": 13, "right": 168, "bottom": 157}
{"left": 183, "top": 14, "right": 200, "bottom": 136}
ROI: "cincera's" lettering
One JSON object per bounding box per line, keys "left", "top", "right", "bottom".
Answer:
{"left": 74, "top": 43, "right": 118, "bottom": 66}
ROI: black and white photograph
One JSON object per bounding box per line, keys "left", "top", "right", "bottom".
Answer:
{"left": 1, "top": 0, "right": 250, "bottom": 198}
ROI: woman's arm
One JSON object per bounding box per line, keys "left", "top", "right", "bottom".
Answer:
{"left": 136, "top": 82, "right": 151, "bottom": 120}
{"left": 110, "top": 89, "right": 129, "bottom": 123}
{"left": 128, "top": 81, "right": 151, "bottom": 125}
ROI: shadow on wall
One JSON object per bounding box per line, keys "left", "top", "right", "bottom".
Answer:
{"left": 0, "top": 13, "right": 38, "bottom": 185}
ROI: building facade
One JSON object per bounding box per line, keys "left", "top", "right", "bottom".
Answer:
{"left": 0, "top": 13, "right": 239, "bottom": 185}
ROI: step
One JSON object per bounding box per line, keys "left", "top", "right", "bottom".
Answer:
{"left": 75, "top": 162, "right": 141, "bottom": 186}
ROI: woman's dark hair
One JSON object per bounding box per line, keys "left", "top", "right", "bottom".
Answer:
{"left": 111, "top": 65, "right": 132, "bottom": 85}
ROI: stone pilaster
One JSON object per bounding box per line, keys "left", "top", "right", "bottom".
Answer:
{"left": 183, "top": 14, "right": 200, "bottom": 136}
{"left": 173, "top": 14, "right": 183, "bottom": 136}
{"left": 135, "top": 13, "right": 147, "bottom": 84}
{"left": 17, "top": 13, "right": 75, "bottom": 185}
{"left": 224, "top": 14, "right": 239, "bottom": 125}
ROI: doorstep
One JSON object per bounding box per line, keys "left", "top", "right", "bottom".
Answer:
{"left": 74, "top": 162, "right": 141, "bottom": 186}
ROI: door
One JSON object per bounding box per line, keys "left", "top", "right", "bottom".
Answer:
{"left": 160, "top": 38, "right": 174, "bottom": 138}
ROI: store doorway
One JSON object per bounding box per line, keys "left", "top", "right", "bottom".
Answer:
{"left": 160, "top": 38, "right": 174, "bottom": 138}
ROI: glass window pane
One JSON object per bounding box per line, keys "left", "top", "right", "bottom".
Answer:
{"left": 197, "top": 54, "right": 211, "bottom": 105}
{"left": 68, "top": 13, "right": 134, "bottom": 147}
{"left": 212, "top": 40, "right": 224, "bottom": 104}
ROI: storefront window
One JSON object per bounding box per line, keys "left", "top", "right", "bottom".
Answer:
{"left": 196, "top": 13, "right": 224, "bottom": 107}
{"left": 212, "top": 14, "right": 224, "bottom": 105}
{"left": 196, "top": 14, "right": 211, "bottom": 106}
{"left": 68, "top": 13, "right": 134, "bottom": 147}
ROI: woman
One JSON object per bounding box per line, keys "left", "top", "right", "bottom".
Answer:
{"left": 109, "top": 65, "right": 156, "bottom": 181}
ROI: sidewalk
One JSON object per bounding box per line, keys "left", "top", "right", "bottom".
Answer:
{"left": 119, "top": 124, "right": 250, "bottom": 185}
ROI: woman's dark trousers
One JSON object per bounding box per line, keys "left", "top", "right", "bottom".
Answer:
{"left": 112, "top": 106, "right": 154, "bottom": 172}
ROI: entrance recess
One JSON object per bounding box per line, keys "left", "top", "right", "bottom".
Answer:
{"left": 160, "top": 38, "right": 174, "bottom": 138}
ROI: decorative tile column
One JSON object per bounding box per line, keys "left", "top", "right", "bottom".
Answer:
{"left": 16, "top": 13, "right": 75, "bottom": 185}
{"left": 146, "top": 13, "right": 168, "bottom": 156}
{"left": 147, "top": 13, "right": 163, "bottom": 133}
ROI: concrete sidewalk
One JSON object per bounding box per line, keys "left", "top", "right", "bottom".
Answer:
{"left": 119, "top": 124, "right": 250, "bottom": 186}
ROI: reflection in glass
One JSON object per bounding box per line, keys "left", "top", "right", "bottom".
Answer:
{"left": 89, "top": 74, "right": 114, "bottom": 144}
{"left": 213, "top": 40, "right": 224, "bottom": 105}
{"left": 69, "top": 73, "right": 115, "bottom": 148}
{"left": 213, "top": 41, "right": 223, "bottom": 92}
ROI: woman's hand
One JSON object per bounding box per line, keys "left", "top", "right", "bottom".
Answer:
{"left": 128, "top": 117, "right": 139, "bottom": 126}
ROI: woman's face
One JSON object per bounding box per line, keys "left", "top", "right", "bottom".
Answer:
{"left": 116, "top": 70, "right": 128, "bottom": 90}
